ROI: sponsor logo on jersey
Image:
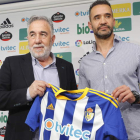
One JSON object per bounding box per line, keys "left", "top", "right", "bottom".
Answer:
{"left": 84, "top": 108, "right": 94, "bottom": 121}
{"left": 53, "top": 41, "right": 69, "bottom": 48}
{"left": 19, "top": 28, "right": 27, "bottom": 41}
{"left": 0, "top": 18, "right": 14, "bottom": 29}
{"left": 54, "top": 52, "right": 72, "bottom": 63}
{"left": 21, "top": 17, "right": 29, "bottom": 22}
{"left": 44, "top": 118, "right": 90, "bottom": 140}
{"left": 77, "top": 23, "right": 93, "bottom": 34}
{"left": 111, "top": 3, "right": 131, "bottom": 17}
{"left": 51, "top": 12, "right": 65, "bottom": 23}
{"left": 19, "top": 41, "right": 29, "bottom": 54}
{"left": 0, "top": 31, "right": 12, "bottom": 41}
{"left": 113, "top": 18, "right": 131, "bottom": 32}
{"left": 119, "top": 36, "right": 130, "bottom": 42}
{"left": 0, "top": 126, "right": 6, "bottom": 137}
{"left": 47, "top": 104, "right": 54, "bottom": 110}
{"left": 75, "top": 10, "right": 89, "bottom": 16}
{"left": 54, "top": 27, "right": 69, "bottom": 34}
{"left": 0, "top": 46, "right": 16, "bottom": 52}
{"left": 133, "top": 2, "right": 140, "bottom": 15}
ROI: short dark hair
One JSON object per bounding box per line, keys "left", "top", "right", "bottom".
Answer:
{"left": 89, "top": 0, "right": 112, "bottom": 20}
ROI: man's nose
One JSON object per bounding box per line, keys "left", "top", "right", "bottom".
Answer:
{"left": 100, "top": 17, "right": 107, "bottom": 24}
{"left": 35, "top": 35, "right": 42, "bottom": 44}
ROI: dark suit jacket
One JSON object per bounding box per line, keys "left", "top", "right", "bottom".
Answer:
{"left": 0, "top": 53, "right": 77, "bottom": 140}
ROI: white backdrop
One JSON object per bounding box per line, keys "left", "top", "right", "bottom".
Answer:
{"left": 0, "top": 0, "right": 140, "bottom": 138}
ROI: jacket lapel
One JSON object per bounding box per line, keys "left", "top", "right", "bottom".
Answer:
{"left": 56, "top": 57, "right": 67, "bottom": 89}
{"left": 20, "top": 53, "right": 34, "bottom": 87}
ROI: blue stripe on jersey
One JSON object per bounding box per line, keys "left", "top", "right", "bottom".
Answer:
{"left": 44, "top": 88, "right": 57, "bottom": 140}
{"left": 59, "top": 100, "right": 77, "bottom": 140}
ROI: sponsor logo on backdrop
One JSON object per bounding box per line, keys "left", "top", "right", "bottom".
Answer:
{"left": 19, "top": 42, "right": 29, "bottom": 54}
{"left": 75, "top": 10, "right": 89, "bottom": 16}
{"left": 0, "top": 46, "right": 16, "bottom": 52}
{"left": 114, "top": 18, "right": 131, "bottom": 32}
{"left": 133, "top": 2, "right": 140, "bottom": 15}
{"left": 54, "top": 52, "right": 72, "bottom": 63}
{"left": 119, "top": 36, "right": 130, "bottom": 42}
{"left": 54, "top": 27, "right": 69, "bottom": 34}
{"left": 0, "top": 112, "right": 8, "bottom": 123}
{"left": 0, "top": 60, "right": 3, "bottom": 66}
{"left": 0, "top": 31, "right": 12, "bottom": 41}
{"left": 111, "top": 3, "right": 131, "bottom": 17}
{"left": 19, "top": 28, "right": 27, "bottom": 41}
{"left": 77, "top": 23, "right": 93, "bottom": 34}
{"left": 0, "top": 126, "right": 6, "bottom": 137}
{"left": 75, "top": 40, "right": 82, "bottom": 47}
{"left": 53, "top": 41, "right": 69, "bottom": 48}
{"left": 0, "top": 18, "right": 14, "bottom": 29}
{"left": 75, "top": 40, "right": 95, "bottom": 47}
{"left": 21, "top": 17, "right": 29, "bottom": 22}
{"left": 51, "top": 12, "right": 65, "bottom": 23}
{"left": 75, "top": 69, "right": 79, "bottom": 76}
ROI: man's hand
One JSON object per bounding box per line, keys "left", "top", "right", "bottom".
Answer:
{"left": 29, "top": 80, "right": 50, "bottom": 99}
{"left": 111, "top": 85, "right": 135, "bottom": 104}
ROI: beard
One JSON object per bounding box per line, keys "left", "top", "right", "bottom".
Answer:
{"left": 93, "top": 25, "right": 113, "bottom": 39}
{"left": 29, "top": 43, "right": 52, "bottom": 61}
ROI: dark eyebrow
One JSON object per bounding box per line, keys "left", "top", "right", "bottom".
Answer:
{"left": 29, "top": 31, "right": 35, "bottom": 34}
{"left": 94, "top": 13, "right": 112, "bottom": 18}
{"left": 105, "top": 13, "right": 112, "bottom": 16}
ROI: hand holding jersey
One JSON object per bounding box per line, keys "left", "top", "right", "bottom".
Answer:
{"left": 111, "top": 85, "right": 135, "bottom": 104}
{"left": 29, "top": 80, "right": 50, "bottom": 98}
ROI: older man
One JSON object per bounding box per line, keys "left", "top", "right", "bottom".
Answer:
{"left": 0, "top": 15, "right": 77, "bottom": 140}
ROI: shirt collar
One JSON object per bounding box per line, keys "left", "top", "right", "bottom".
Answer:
{"left": 31, "top": 52, "right": 56, "bottom": 67}
{"left": 92, "top": 34, "right": 121, "bottom": 52}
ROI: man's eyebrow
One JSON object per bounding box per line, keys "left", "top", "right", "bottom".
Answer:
{"left": 94, "top": 13, "right": 112, "bottom": 18}
{"left": 40, "top": 31, "right": 48, "bottom": 34}
{"left": 29, "top": 31, "right": 35, "bottom": 34}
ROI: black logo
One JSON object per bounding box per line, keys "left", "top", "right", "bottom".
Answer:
{"left": 51, "top": 12, "right": 65, "bottom": 23}
{"left": 0, "top": 31, "right": 12, "bottom": 41}
{"left": 0, "top": 18, "right": 14, "bottom": 29}
{"left": 0, "top": 126, "right": 6, "bottom": 137}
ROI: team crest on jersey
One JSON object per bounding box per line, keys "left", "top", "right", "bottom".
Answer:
{"left": 84, "top": 108, "right": 94, "bottom": 121}
{"left": 46, "top": 103, "right": 54, "bottom": 110}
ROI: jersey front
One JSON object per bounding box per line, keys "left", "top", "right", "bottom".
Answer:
{"left": 25, "top": 84, "right": 128, "bottom": 140}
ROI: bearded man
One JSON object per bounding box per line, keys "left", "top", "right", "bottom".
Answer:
{"left": 0, "top": 15, "right": 77, "bottom": 140}
{"left": 79, "top": 0, "right": 140, "bottom": 140}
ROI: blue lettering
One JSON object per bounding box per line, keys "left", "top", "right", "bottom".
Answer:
{"left": 74, "top": 129, "right": 82, "bottom": 138}
{"left": 69, "top": 125, "right": 74, "bottom": 136}
{"left": 82, "top": 130, "right": 90, "bottom": 140}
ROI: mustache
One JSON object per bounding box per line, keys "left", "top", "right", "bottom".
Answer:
{"left": 97, "top": 25, "right": 110, "bottom": 30}
{"left": 33, "top": 44, "right": 45, "bottom": 48}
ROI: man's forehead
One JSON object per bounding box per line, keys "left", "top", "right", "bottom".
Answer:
{"left": 91, "top": 4, "right": 112, "bottom": 16}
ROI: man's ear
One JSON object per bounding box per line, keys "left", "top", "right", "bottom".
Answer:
{"left": 51, "top": 35, "right": 55, "bottom": 44}
{"left": 88, "top": 21, "right": 93, "bottom": 30}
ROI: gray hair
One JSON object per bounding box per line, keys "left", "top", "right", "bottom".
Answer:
{"left": 27, "top": 15, "right": 54, "bottom": 36}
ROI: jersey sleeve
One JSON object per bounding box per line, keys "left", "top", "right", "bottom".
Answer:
{"left": 25, "top": 95, "right": 41, "bottom": 132}
{"left": 103, "top": 105, "right": 128, "bottom": 140}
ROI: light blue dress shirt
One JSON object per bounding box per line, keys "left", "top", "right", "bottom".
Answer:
{"left": 79, "top": 34, "right": 140, "bottom": 140}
